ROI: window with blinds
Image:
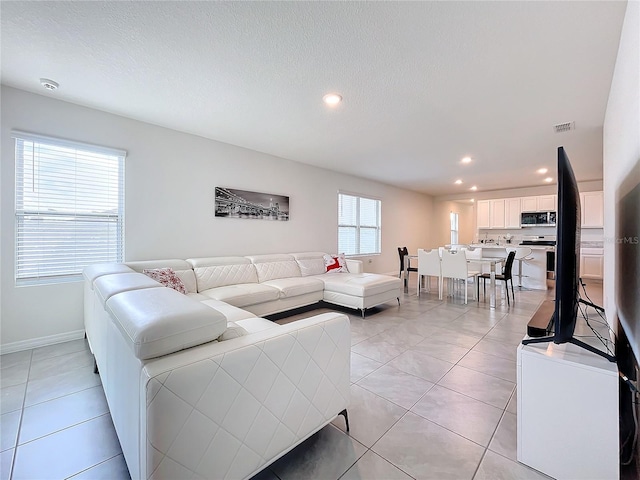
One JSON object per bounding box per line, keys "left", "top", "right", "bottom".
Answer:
{"left": 450, "top": 212, "right": 459, "bottom": 245}
{"left": 14, "top": 132, "right": 125, "bottom": 285}
{"left": 338, "top": 193, "right": 381, "bottom": 255}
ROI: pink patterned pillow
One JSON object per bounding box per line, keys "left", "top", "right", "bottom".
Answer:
{"left": 323, "top": 253, "right": 350, "bottom": 273}
{"left": 142, "top": 267, "right": 188, "bottom": 294}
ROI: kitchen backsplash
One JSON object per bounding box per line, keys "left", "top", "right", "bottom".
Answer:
{"left": 477, "top": 227, "right": 603, "bottom": 245}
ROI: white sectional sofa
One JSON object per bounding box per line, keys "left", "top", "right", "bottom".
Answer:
{"left": 83, "top": 252, "right": 401, "bottom": 480}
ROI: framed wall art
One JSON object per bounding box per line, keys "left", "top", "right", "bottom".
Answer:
{"left": 215, "top": 187, "right": 289, "bottom": 221}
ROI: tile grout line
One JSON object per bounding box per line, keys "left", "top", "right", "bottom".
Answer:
{"left": 9, "top": 348, "right": 33, "bottom": 480}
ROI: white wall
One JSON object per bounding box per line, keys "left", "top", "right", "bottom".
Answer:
{"left": 431, "top": 200, "right": 475, "bottom": 248}
{"left": 603, "top": 0, "right": 640, "bottom": 360}
{"left": 0, "top": 86, "right": 434, "bottom": 350}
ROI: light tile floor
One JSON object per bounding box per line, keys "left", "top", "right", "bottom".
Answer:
{"left": 0, "top": 279, "right": 632, "bottom": 479}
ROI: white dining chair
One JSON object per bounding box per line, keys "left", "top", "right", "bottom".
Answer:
{"left": 440, "top": 249, "right": 478, "bottom": 304}
{"left": 417, "top": 248, "right": 442, "bottom": 298}
{"left": 461, "top": 246, "right": 483, "bottom": 274}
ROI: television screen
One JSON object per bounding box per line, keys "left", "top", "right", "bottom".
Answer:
{"left": 522, "top": 147, "right": 615, "bottom": 362}
{"left": 554, "top": 146, "right": 581, "bottom": 343}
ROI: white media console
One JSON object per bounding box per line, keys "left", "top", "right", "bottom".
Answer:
{"left": 517, "top": 339, "right": 619, "bottom": 479}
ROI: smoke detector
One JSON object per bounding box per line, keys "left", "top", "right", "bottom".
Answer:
{"left": 553, "top": 121, "right": 575, "bottom": 133}
{"left": 40, "top": 78, "right": 59, "bottom": 91}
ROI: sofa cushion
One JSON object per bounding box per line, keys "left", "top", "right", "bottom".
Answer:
{"left": 217, "top": 322, "right": 249, "bottom": 341}
{"left": 106, "top": 287, "right": 226, "bottom": 360}
{"left": 234, "top": 317, "right": 280, "bottom": 333}
{"left": 262, "top": 277, "right": 324, "bottom": 298}
{"left": 94, "top": 272, "right": 162, "bottom": 307}
{"left": 188, "top": 257, "right": 258, "bottom": 291}
{"left": 200, "top": 299, "right": 257, "bottom": 322}
{"left": 291, "top": 252, "right": 329, "bottom": 276}
{"left": 200, "top": 283, "right": 280, "bottom": 307}
{"left": 142, "top": 268, "right": 188, "bottom": 294}
{"left": 83, "top": 263, "right": 134, "bottom": 289}
{"left": 315, "top": 273, "right": 402, "bottom": 297}
{"left": 126, "top": 259, "right": 197, "bottom": 293}
{"left": 246, "top": 254, "right": 301, "bottom": 282}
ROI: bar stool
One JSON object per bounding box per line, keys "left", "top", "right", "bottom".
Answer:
{"left": 507, "top": 247, "right": 533, "bottom": 288}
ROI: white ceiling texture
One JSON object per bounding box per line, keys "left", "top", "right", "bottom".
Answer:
{"left": 0, "top": 1, "right": 628, "bottom": 196}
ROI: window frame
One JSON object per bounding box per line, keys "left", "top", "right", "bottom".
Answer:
{"left": 450, "top": 211, "right": 459, "bottom": 245}
{"left": 13, "top": 131, "right": 126, "bottom": 286}
{"left": 338, "top": 192, "right": 382, "bottom": 256}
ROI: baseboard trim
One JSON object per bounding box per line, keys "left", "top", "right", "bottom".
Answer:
{"left": 0, "top": 329, "right": 86, "bottom": 354}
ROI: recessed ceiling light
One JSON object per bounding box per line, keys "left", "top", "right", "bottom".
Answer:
{"left": 470, "top": 199, "right": 475, "bottom": 203}
{"left": 537, "top": 168, "right": 548, "bottom": 174}
{"left": 40, "top": 78, "right": 59, "bottom": 91}
{"left": 322, "top": 93, "right": 342, "bottom": 106}
{"left": 454, "top": 179, "right": 463, "bottom": 185}
{"left": 470, "top": 185, "right": 478, "bottom": 191}
{"left": 461, "top": 156, "right": 472, "bottom": 164}
{"left": 544, "top": 177, "right": 553, "bottom": 183}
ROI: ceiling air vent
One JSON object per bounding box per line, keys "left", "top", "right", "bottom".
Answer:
{"left": 553, "top": 121, "right": 575, "bottom": 133}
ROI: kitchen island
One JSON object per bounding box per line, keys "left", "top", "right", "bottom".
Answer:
{"left": 469, "top": 244, "right": 552, "bottom": 290}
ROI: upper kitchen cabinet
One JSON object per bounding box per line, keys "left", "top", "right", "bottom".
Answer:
{"left": 477, "top": 198, "right": 516, "bottom": 229}
{"left": 490, "top": 199, "right": 506, "bottom": 229}
{"left": 477, "top": 200, "right": 491, "bottom": 229}
{"left": 580, "top": 191, "right": 604, "bottom": 228}
{"left": 505, "top": 197, "right": 522, "bottom": 229}
{"left": 521, "top": 195, "right": 557, "bottom": 212}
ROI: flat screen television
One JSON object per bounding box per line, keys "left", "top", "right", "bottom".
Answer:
{"left": 523, "top": 146, "right": 615, "bottom": 362}
{"left": 554, "top": 146, "right": 581, "bottom": 343}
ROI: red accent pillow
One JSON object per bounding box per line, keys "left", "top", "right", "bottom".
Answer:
{"left": 142, "top": 267, "right": 188, "bottom": 294}
{"left": 323, "top": 254, "right": 349, "bottom": 273}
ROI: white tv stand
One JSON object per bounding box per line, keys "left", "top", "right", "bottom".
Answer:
{"left": 517, "top": 338, "right": 619, "bottom": 480}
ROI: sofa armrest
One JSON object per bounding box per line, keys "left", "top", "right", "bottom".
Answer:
{"left": 346, "top": 258, "right": 363, "bottom": 273}
{"left": 141, "top": 312, "right": 351, "bottom": 479}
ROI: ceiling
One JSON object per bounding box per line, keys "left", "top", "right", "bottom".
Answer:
{"left": 0, "top": 1, "right": 627, "bottom": 197}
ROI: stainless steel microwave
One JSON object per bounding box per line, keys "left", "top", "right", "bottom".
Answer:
{"left": 521, "top": 211, "right": 556, "bottom": 227}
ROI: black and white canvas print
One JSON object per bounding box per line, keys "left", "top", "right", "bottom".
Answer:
{"left": 215, "top": 187, "right": 289, "bottom": 220}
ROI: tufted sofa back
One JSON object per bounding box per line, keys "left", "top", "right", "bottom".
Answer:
{"left": 290, "top": 251, "right": 329, "bottom": 276}
{"left": 125, "top": 259, "right": 198, "bottom": 294}
{"left": 245, "top": 254, "right": 301, "bottom": 282}
{"left": 188, "top": 256, "right": 258, "bottom": 292}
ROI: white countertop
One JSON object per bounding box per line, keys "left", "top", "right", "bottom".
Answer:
{"left": 470, "top": 244, "right": 554, "bottom": 250}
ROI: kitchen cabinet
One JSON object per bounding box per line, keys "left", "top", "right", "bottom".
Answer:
{"left": 538, "top": 195, "right": 556, "bottom": 211}
{"left": 521, "top": 195, "right": 556, "bottom": 212}
{"left": 490, "top": 199, "right": 506, "bottom": 229}
{"left": 477, "top": 199, "right": 508, "bottom": 229}
{"left": 505, "top": 197, "right": 522, "bottom": 228}
{"left": 580, "top": 191, "right": 604, "bottom": 228}
{"left": 521, "top": 196, "right": 538, "bottom": 212}
{"left": 477, "top": 200, "right": 490, "bottom": 229}
{"left": 580, "top": 248, "right": 604, "bottom": 279}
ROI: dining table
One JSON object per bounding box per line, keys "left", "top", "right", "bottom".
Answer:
{"left": 405, "top": 254, "right": 506, "bottom": 308}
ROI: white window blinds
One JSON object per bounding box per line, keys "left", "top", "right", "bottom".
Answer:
{"left": 450, "top": 212, "right": 459, "bottom": 245}
{"left": 13, "top": 132, "right": 125, "bottom": 285}
{"left": 338, "top": 193, "right": 381, "bottom": 255}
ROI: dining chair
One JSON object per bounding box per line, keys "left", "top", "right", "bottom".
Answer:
{"left": 461, "top": 246, "right": 483, "bottom": 274}
{"left": 440, "top": 249, "right": 478, "bottom": 304}
{"left": 417, "top": 248, "right": 442, "bottom": 298}
{"left": 398, "top": 246, "right": 417, "bottom": 286}
{"left": 506, "top": 247, "right": 533, "bottom": 288}
{"left": 478, "top": 250, "right": 517, "bottom": 305}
